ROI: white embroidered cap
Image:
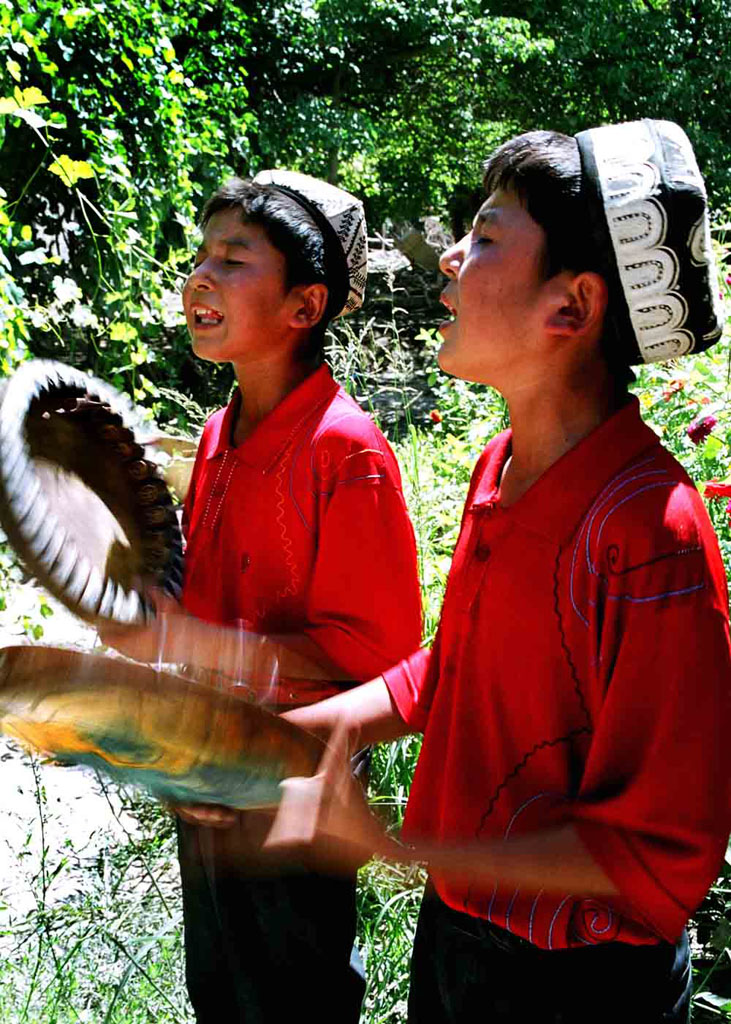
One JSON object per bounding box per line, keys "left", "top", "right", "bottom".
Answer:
{"left": 252, "top": 169, "right": 367, "bottom": 319}
{"left": 575, "top": 120, "right": 724, "bottom": 364}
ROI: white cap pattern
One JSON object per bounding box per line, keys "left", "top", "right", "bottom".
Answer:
{"left": 253, "top": 169, "right": 367, "bottom": 318}
{"left": 576, "top": 120, "right": 724, "bottom": 364}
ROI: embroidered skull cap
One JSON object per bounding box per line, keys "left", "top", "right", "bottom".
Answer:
{"left": 252, "top": 169, "right": 367, "bottom": 320}
{"left": 575, "top": 119, "right": 723, "bottom": 364}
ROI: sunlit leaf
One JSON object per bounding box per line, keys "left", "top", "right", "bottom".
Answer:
{"left": 702, "top": 435, "right": 724, "bottom": 460}
{"left": 16, "top": 86, "right": 48, "bottom": 108}
{"left": 64, "top": 7, "right": 93, "bottom": 29}
{"left": 48, "top": 155, "right": 95, "bottom": 187}
{"left": 109, "top": 322, "right": 138, "bottom": 344}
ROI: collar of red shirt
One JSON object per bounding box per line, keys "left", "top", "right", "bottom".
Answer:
{"left": 469, "top": 396, "right": 662, "bottom": 544}
{"left": 204, "top": 363, "right": 340, "bottom": 471}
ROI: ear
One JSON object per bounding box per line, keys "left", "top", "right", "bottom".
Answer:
{"left": 545, "top": 271, "right": 608, "bottom": 338}
{"left": 288, "top": 282, "right": 329, "bottom": 330}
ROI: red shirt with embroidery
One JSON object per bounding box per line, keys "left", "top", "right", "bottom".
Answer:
{"left": 182, "top": 364, "right": 422, "bottom": 702}
{"left": 384, "top": 398, "right": 731, "bottom": 949}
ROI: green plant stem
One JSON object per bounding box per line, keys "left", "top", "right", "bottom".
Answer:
{"left": 105, "top": 932, "right": 188, "bottom": 1023}
{"left": 95, "top": 774, "right": 174, "bottom": 918}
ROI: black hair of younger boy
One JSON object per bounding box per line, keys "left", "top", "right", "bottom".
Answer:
{"left": 200, "top": 178, "right": 330, "bottom": 360}
{"left": 483, "top": 131, "right": 635, "bottom": 387}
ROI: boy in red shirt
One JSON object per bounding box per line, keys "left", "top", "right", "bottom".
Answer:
{"left": 267, "top": 121, "right": 731, "bottom": 1023}
{"left": 107, "top": 172, "right": 422, "bottom": 1021}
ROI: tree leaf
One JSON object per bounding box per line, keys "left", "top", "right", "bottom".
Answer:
{"left": 702, "top": 435, "right": 724, "bottom": 461}
{"left": 109, "top": 322, "right": 138, "bottom": 344}
{"left": 48, "top": 155, "right": 95, "bottom": 187}
{"left": 17, "top": 86, "right": 49, "bottom": 108}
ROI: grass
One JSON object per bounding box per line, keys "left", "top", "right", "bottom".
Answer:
{"left": 1, "top": 306, "right": 731, "bottom": 1020}
{"left": 0, "top": 753, "right": 189, "bottom": 1023}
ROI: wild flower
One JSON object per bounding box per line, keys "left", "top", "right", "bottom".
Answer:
{"left": 687, "top": 415, "right": 717, "bottom": 445}
{"left": 429, "top": 409, "right": 443, "bottom": 424}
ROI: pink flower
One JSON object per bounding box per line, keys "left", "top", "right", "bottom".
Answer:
{"left": 726, "top": 498, "right": 731, "bottom": 517}
{"left": 725, "top": 274, "right": 731, "bottom": 286}
{"left": 705, "top": 480, "right": 731, "bottom": 499}
{"left": 687, "top": 415, "right": 717, "bottom": 445}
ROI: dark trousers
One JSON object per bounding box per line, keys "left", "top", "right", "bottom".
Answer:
{"left": 408, "top": 884, "right": 691, "bottom": 1024}
{"left": 177, "top": 817, "right": 365, "bottom": 1024}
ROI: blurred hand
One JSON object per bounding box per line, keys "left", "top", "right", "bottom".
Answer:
{"left": 97, "top": 589, "right": 186, "bottom": 663}
{"left": 173, "top": 802, "right": 238, "bottom": 828}
{"left": 264, "top": 725, "right": 384, "bottom": 872}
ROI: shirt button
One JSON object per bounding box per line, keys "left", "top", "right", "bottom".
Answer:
{"left": 240, "top": 553, "right": 251, "bottom": 573}
{"left": 475, "top": 543, "right": 491, "bottom": 562}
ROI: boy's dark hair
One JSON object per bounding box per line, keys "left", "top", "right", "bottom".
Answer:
{"left": 200, "top": 178, "right": 330, "bottom": 359}
{"left": 483, "top": 131, "right": 635, "bottom": 386}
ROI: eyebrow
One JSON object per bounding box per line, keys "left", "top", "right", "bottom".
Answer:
{"left": 473, "top": 209, "right": 500, "bottom": 229}
{"left": 196, "top": 236, "right": 253, "bottom": 254}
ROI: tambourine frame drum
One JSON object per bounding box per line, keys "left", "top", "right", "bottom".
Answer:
{"left": 0, "top": 645, "right": 322, "bottom": 810}
{"left": 0, "top": 360, "right": 183, "bottom": 625}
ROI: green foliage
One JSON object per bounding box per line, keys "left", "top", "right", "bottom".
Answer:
{"left": 3, "top": 0, "right": 731, "bottom": 417}
{"left": 0, "top": 757, "right": 190, "bottom": 1023}
{"left": 0, "top": 0, "right": 254, "bottom": 403}
{"left": 240, "top": 0, "right": 553, "bottom": 224}
{"left": 492, "top": 0, "right": 731, "bottom": 207}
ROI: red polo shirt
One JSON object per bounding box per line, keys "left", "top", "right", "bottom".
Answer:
{"left": 182, "top": 364, "right": 422, "bottom": 702}
{"left": 384, "top": 397, "right": 731, "bottom": 949}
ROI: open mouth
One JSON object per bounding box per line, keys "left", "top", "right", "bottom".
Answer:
{"left": 439, "top": 292, "right": 457, "bottom": 318}
{"left": 192, "top": 304, "right": 224, "bottom": 327}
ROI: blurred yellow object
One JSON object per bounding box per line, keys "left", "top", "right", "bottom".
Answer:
{"left": 0, "top": 645, "right": 322, "bottom": 809}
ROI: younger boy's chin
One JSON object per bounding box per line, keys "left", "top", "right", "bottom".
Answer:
{"left": 190, "top": 337, "right": 228, "bottom": 363}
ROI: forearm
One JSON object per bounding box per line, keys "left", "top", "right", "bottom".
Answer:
{"left": 161, "top": 616, "right": 349, "bottom": 682}
{"left": 284, "top": 677, "right": 411, "bottom": 747}
{"left": 379, "top": 823, "right": 618, "bottom": 897}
